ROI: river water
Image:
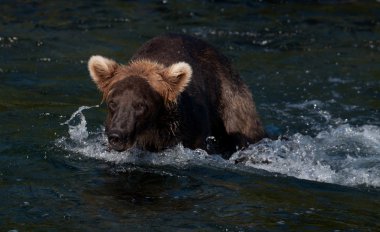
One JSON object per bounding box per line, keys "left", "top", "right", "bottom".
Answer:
{"left": 1, "top": 1, "right": 380, "bottom": 231}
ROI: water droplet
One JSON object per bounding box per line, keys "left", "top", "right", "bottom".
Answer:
{"left": 39, "top": 57, "right": 51, "bottom": 62}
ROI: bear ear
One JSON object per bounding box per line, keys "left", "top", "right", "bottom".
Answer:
{"left": 162, "top": 62, "right": 192, "bottom": 102}
{"left": 88, "top": 55, "right": 119, "bottom": 92}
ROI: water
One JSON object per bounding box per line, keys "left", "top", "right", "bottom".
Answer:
{"left": 1, "top": 1, "right": 380, "bottom": 231}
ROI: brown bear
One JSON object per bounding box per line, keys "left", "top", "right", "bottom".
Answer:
{"left": 88, "top": 34, "right": 265, "bottom": 158}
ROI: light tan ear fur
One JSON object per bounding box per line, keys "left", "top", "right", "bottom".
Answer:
{"left": 121, "top": 60, "right": 192, "bottom": 104}
{"left": 161, "top": 62, "right": 192, "bottom": 102}
{"left": 88, "top": 55, "right": 118, "bottom": 92}
{"left": 89, "top": 59, "right": 193, "bottom": 105}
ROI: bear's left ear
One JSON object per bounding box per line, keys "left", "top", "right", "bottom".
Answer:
{"left": 162, "top": 62, "right": 192, "bottom": 102}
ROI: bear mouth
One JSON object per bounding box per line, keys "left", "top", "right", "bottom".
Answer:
{"left": 107, "top": 137, "right": 135, "bottom": 152}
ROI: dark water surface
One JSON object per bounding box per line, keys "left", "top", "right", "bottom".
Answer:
{"left": 1, "top": 1, "right": 380, "bottom": 231}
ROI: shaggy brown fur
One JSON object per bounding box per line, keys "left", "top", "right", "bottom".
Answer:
{"left": 88, "top": 34, "right": 266, "bottom": 158}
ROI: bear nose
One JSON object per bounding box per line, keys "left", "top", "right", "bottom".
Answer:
{"left": 108, "top": 132, "right": 126, "bottom": 151}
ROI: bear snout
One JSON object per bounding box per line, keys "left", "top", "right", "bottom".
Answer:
{"left": 108, "top": 131, "right": 127, "bottom": 152}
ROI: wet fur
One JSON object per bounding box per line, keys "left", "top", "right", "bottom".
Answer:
{"left": 88, "top": 34, "right": 266, "bottom": 158}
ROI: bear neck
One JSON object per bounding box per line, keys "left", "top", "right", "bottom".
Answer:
{"left": 135, "top": 102, "right": 181, "bottom": 151}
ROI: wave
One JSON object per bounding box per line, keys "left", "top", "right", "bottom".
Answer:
{"left": 56, "top": 105, "right": 380, "bottom": 188}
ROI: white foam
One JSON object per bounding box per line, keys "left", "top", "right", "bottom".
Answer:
{"left": 56, "top": 105, "right": 225, "bottom": 167}
{"left": 56, "top": 106, "right": 380, "bottom": 188}
{"left": 231, "top": 125, "right": 380, "bottom": 187}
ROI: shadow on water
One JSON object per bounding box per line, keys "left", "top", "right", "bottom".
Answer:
{"left": 58, "top": 158, "right": 380, "bottom": 231}
{"left": 86, "top": 165, "right": 204, "bottom": 207}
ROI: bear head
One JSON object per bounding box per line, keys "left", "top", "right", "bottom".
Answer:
{"left": 88, "top": 55, "right": 192, "bottom": 152}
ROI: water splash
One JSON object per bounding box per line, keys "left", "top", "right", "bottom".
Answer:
{"left": 60, "top": 105, "right": 98, "bottom": 143}
{"left": 56, "top": 105, "right": 224, "bottom": 167}
{"left": 231, "top": 125, "right": 380, "bottom": 187}
{"left": 56, "top": 106, "right": 380, "bottom": 187}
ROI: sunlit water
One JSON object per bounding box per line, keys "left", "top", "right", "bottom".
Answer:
{"left": 1, "top": 1, "right": 380, "bottom": 231}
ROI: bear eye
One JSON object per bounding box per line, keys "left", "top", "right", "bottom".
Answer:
{"left": 108, "top": 101, "right": 117, "bottom": 111}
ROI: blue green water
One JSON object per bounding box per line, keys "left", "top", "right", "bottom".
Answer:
{"left": 1, "top": 1, "right": 380, "bottom": 231}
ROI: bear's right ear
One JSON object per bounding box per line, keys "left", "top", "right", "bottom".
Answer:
{"left": 88, "top": 55, "right": 119, "bottom": 92}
